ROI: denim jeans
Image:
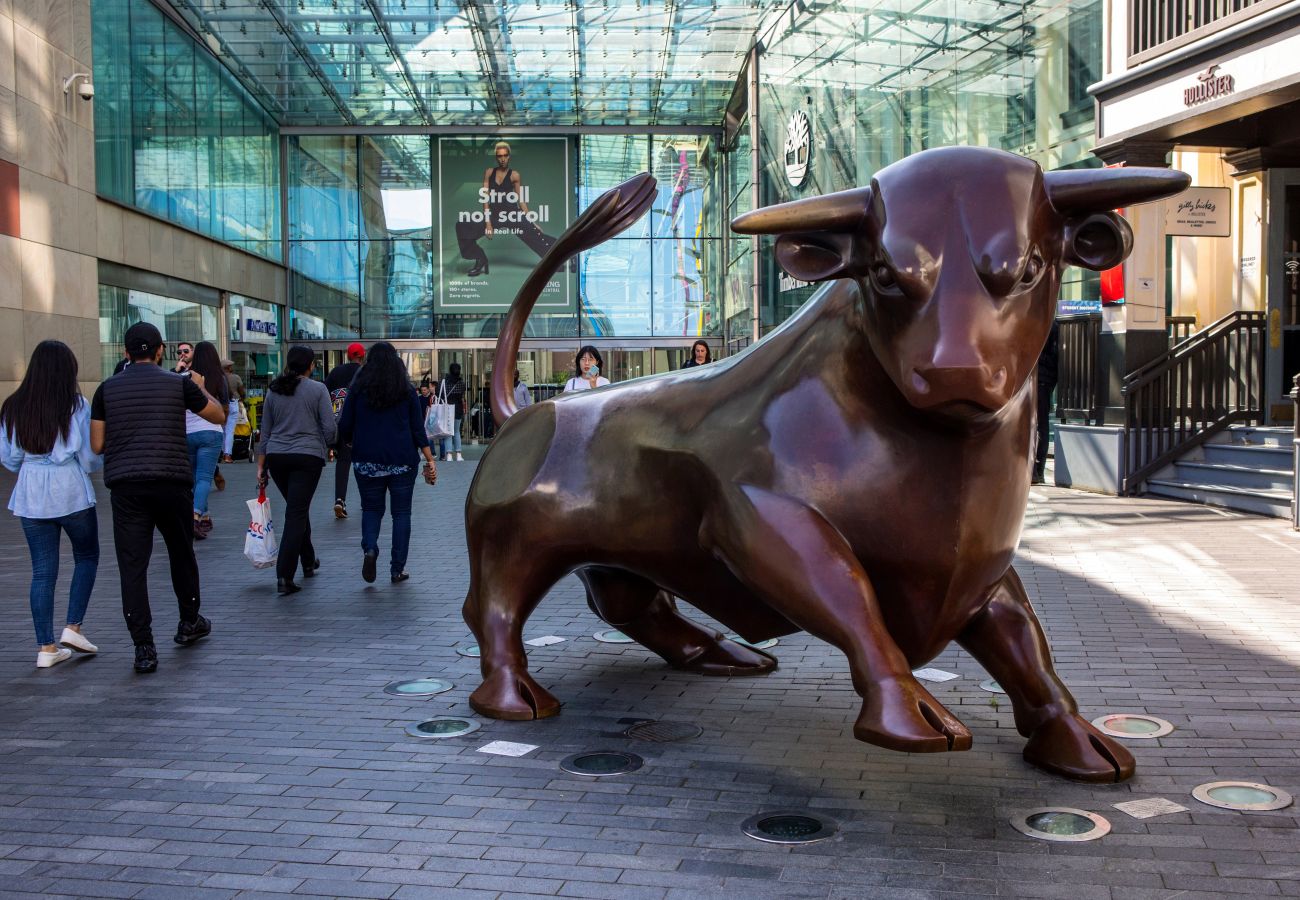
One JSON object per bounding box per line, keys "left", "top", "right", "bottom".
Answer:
{"left": 438, "top": 421, "right": 463, "bottom": 457}
{"left": 187, "top": 430, "right": 224, "bottom": 514}
{"left": 355, "top": 467, "right": 418, "bottom": 577}
{"left": 19, "top": 506, "right": 100, "bottom": 646}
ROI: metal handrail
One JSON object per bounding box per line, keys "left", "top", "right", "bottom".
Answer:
{"left": 1121, "top": 310, "right": 1266, "bottom": 494}
{"left": 1056, "top": 313, "right": 1103, "bottom": 424}
{"left": 1167, "top": 315, "right": 1196, "bottom": 346}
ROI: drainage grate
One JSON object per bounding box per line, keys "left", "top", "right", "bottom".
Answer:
{"left": 559, "top": 750, "right": 643, "bottom": 777}
{"left": 624, "top": 720, "right": 703, "bottom": 743}
{"left": 404, "top": 717, "right": 480, "bottom": 739}
{"left": 594, "top": 629, "right": 635, "bottom": 644}
{"left": 1011, "top": 807, "right": 1110, "bottom": 842}
{"left": 1091, "top": 713, "right": 1173, "bottom": 739}
{"left": 383, "top": 678, "right": 453, "bottom": 697}
{"left": 1192, "top": 781, "right": 1293, "bottom": 811}
{"left": 741, "top": 811, "right": 837, "bottom": 844}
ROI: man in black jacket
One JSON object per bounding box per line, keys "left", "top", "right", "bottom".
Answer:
{"left": 326, "top": 343, "right": 365, "bottom": 519}
{"left": 90, "top": 323, "right": 227, "bottom": 673}
{"left": 1033, "top": 320, "right": 1060, "bottom": 485}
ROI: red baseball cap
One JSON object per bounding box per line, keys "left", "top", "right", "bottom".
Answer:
{"left": 346, "top": 342, "right": 365, "bottom": 360}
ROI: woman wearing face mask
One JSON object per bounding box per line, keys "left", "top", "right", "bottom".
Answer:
{"left": 682, "top": 340, "right": 712, "bottom": 369}
{"left": 563, "top": 345, "right": 610, "bottom": 392}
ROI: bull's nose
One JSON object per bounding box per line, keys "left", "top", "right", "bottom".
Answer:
{"left": 909, "top": 365, "right": 1008, "bottom": 412}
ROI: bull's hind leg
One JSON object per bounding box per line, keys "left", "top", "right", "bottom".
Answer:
{"left": 462, "top": 540, "right": 565, "bottom": 721}
{"left": 957, "top": 568, "right": 1135, "bottom": 783}
{"left": 579, "top": 566, "right": 776, "bottom": 676}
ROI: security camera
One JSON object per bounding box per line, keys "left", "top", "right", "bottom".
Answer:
{"left": 77, "top": 81, "right": 94, "bottom": 101}
{"left": 61, "top": 73, "right": 93, "bottom": 101}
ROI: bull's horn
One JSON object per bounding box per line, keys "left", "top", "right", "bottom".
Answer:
{"left": 1044, "top": 167, "right": 1191, "bottom": 214}
{"left": 731, "top": 185, "right": 872, "bottom": 234}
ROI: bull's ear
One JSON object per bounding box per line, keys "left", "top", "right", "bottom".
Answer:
{"left": 1063, "top": 212, "right": 1133, "bottom": 271}
{"left": 775, "top": 233, "right": 858, "bottom": 283}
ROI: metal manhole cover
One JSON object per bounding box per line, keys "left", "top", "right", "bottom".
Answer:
{"left": 1091, "top": 713, "right": 1173, "bottom": 739}
{"left": 624, "top": 720, "right": 703, "bottom": 742}
{"left": 455, "top": 644, "right": 480, "bottom": 658}
{"left": 383, "top": 678, "right": 453, "bottom": 697}
{"left": 559, "top": 750, "right": 643, "bottom": 777}
{"left": 725, "top": 634, "right": 778, "bottom": 650}
{"left": 741, "top": 810, "right": 837, "bottom": 844}
{"left": 979, "top": 679, "right": 1005, "bottom": 694}
{"left": 1011, "top": 807, "right": 1110, "bottom": 842}
{"left": 404, "top": 717, "right": 480, "bottom": 739}
{"left": 1192, "top": 781, "right": 1293, "bottom": 811}
{"left": 594, "top": 630, "right": 635, "bottom": 643}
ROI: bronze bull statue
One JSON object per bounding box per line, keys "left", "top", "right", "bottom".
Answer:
{"left": 463, "top": 147, "right": 1189, "bottom": 782}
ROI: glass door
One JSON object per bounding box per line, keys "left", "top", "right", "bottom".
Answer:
{"left": 1267, "top": 170, "right": 1300, "bottom": 423}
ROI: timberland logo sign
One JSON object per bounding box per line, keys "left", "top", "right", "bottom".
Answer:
{"left": 1184, "top": 65, "right": 1234, "bottom": 107}
{"left": 784, "top": 110, "right": 811, "bottom": 188}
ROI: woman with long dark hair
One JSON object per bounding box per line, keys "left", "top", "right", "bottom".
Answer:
{"left": 256, "top": 346, "right": 337, "bottom": 595}
{"left": 185, "top": 341, "right": 230, "bottom": 538}
{"left": 0, "top": 340, "right": 102, "bottom": 668}
{"left": 339, "top": 343, "right": 437, "bottom": 584}
{"left": 563, "top": 345, "right": 610, "bottom": 392}
{"left": 682, "top": 340, "right": 712, "bottom": 368}
{"left": 435, "top": 362, "right": 466, "bottom": 461}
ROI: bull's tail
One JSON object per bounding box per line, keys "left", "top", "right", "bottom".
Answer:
{"left": 491, "top": 173, "right": 658, "bottom": 428}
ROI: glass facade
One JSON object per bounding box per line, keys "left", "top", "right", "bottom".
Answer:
{"left": 92, "top": 0, "right": 282, "bottom": 260}
{"left": 98, "top": 284, "right": 221, "bottom": 380}
{"left": 228, "top": 296, "right": 283, "bottom": 396}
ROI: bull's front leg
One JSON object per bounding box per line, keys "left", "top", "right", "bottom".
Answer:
{"left": 703, "top": 484, "right": 971, "bottom": 753}
{"left": 957, "top": 567, "right": 1135, "bottom": 782}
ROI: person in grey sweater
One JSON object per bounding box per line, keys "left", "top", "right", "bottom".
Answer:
{"left": 256, "top": 346, "right": 337, "bottom": 595}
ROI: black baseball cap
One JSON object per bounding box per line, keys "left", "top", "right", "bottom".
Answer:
{"left": 123, "top": 322, "right": 163, "bottom": 357}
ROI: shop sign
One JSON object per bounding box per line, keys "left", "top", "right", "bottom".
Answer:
{"left": 784, "top": 110, "right": 811, "bottom": 188}
{"left": 238, "top": 305, "right": 278, "bottom": 343}
{"left": 1184, "top": 65, "right": 1234, "bottom": 107}
{"left": 1165, "top": 186, "right": 1230, "bottom": 237}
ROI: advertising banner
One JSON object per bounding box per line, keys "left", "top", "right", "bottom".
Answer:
{"left": 436, "top": 137, "right": 573, "bottom": 315}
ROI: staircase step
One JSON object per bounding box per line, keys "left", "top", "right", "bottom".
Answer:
{"left": 1172, "top": 460, "right": 1295, "bottom": 492}
{"left": 1145, "top": 478, "right": 1292, "bottom": 519}
{"left": 1220, "top": 425, "right": 1295, "bottom": 448}
{"left": 1201, "top": 442, "right": 1293, "bottom": 468}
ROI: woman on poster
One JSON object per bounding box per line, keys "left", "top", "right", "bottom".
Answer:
{"left": 455, "top": 141, "right": 557, "bottom": 277}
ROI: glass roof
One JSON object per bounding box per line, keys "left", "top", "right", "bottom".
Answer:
{"left": 160, "top": 0, "right": 776, "bottom": 126}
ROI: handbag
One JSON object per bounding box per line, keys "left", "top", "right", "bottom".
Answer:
{"left": 243, "top": 488, "right": 279, "bottom": 569}
{"left": 425, "top": 380, "right": 457, "bottom": 439}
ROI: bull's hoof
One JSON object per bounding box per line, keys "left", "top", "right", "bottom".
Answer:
{"left": 670, "top": 637, "right": 777, "bottom": 677}
{"left": 1022, "top": 715, "right": 1135, "bottom": 783}
{"left": 468, "top": 668, "right": 561, "bottom": 721}
{"left": 854, "top": 676, "right": 973, "bottom": 753}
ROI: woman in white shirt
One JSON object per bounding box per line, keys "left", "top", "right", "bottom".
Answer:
{"left": 564, "top": 345, "right": 611, "bottom": 392}
{"left": 186, "top": 342, "right": 230, "bottom": 539}
{"left": 0, "top": 340, "right": 102, "bottom": 668}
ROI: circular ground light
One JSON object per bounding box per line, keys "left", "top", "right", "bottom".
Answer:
{"left": 1011, "top": 807, "right": 1111, "bottom": 842}
{"left": 383, "top": 678, "right": 453, "bottom": 697}
{"left": 726, "top": 634, "right": 779, "bottom": 650}
{"left": 979, "top": 679, "right": 1006, "bottom": 694}
{"left": 594, "top": 629, "right": 635, "bottom": 644}
{"left": 559, "top": 750, "right": 644, "bottom": 777}
{"left": 741, "top": 811, "right": 838, "bottom": 845}
{"left": 1192, "top": 781, "right": 1293, "bottom": 812}
{"left": 1091, "top": 713, "right": 1174, "bottom": 739}
{"left": 404, "top": 717, "right": 480, "bottom": 739}
{"left": 624, "top": 720, "right": 704, "bottom": 743}
{"left": 455, "top": 644, "right": 480, "bottom": 658}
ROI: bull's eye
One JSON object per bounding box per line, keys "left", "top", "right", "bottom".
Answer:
{"left": 870, "top": 263, "right": 899, "bottom": 293}
{"left": 1019, "top": 250, "right": 1044, "bottom": 287}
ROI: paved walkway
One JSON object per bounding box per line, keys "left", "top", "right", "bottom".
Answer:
{"left": 0, "top": 451, "right": 1298, "bottom": 900}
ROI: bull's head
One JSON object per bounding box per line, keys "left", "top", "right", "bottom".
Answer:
{"left": 732, "top": 147, "right": 1189, "bottom": 421}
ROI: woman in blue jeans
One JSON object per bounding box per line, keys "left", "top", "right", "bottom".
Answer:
{"left": 0, "top": 341, "right": 102, "bottom": 668}
{"left": 338, "top": 343, "right": 437, "bottom": 584}
{"left": 185, "top": 342, "right": 230, "bottom": 539}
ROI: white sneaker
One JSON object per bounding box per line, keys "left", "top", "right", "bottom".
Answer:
{"left": 60, "top": 628, "right": 97, "bottom": 654}
{"left": 36, "top": 647, "right": 72, "bottom": 668}
{"left": 455, "top": 452, "right": 464, "bottom": 462}
{"left": 444, "top": 453, "right": 453, "bottom": 461}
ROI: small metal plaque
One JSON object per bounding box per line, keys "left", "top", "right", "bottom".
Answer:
{"left": 404, "top": 717, "right": 480, "bottom": 739}
{"left": 979, "top": 679, "right": 1005, "bottom": 694}
{"left": 594, "top": 629, "right": 635, "bottom": 644}
{"left": 1092, "top": 714, "right": 1173, "bottom": 739}
{"left": 741, "top": 811, "right": 837, "bottom": 844}
{"left": 455, "top": 644, "right": 480, "bottom": 658}
{"left": 559, "top": 750, "right": 643, "bottom": 777}
{"left": 624, "top": 720, "right": 703, "bottom": 743}
{"left": 725, "top": 634, "right": 778, "bottom": 650}
{"left": 912, "top": 667, "right": 960, "bottom": 682}
{"left": 383, "top": 678, "right": 453, "bottom": 697}
{"left": 1113, "top": 798, "right": 1188, "bottom": 819}
{"left": 1192, "top": 781, "right": 1293, "bottom": 811}
{"left": 1011, "top": 807, "right": 1111, "bottom": 842}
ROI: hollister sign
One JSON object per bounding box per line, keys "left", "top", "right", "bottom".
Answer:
{"left": 1165, "top": 186, "right": 1231, "bottom": 237}
{"left": 1184, "top": 65, "right": 1234, "bottom": 107}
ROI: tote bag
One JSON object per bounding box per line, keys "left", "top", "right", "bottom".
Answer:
{"left": 244, "top": 488, "right": 279, "bottom": 568}
{"left": 425, "top": 380, "right": 456, "bottom": 439}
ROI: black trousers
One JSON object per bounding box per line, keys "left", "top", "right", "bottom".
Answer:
{"left": 455, "top": 217, "right": 555, "bottom": 266}
{"left": 1035, "top": 377, "right": 1058, "bottom": 474}
{"left": 266, "top": 453, "right": 324, "bottom": 581}
{"left": 334, "top": 441, "right": 352, "bottom": 503}
{"left": 110, "top": 481, "right": 201, "bottom": 646}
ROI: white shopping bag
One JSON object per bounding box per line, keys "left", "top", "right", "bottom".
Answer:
{"left": 425, "top": 380, "right": 456, "bottom": 439}
{"left": 244, "top": 489, "right": 279, "bottom": 569}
